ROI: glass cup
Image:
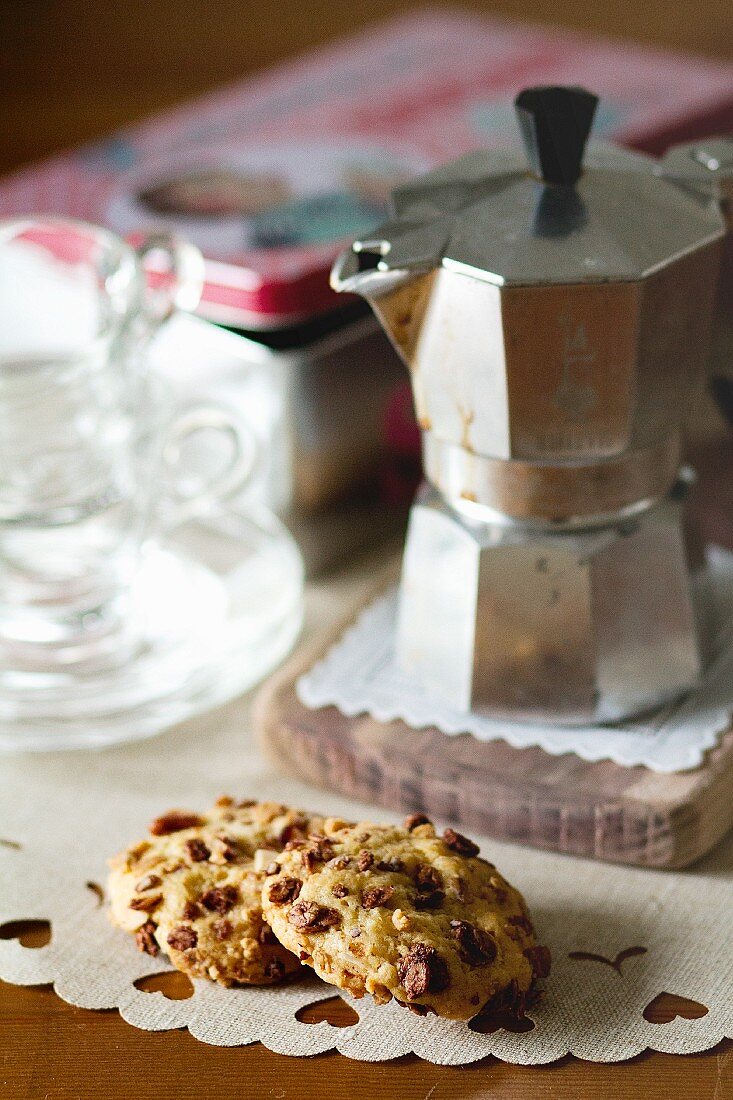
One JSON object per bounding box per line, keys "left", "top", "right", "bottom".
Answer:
{"left": 0, "top": 217, "right": 254, "bottom": 676}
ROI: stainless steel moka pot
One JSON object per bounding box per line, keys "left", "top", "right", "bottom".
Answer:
{"left": 332, "top": 86, "right": 728, "bottom": 725}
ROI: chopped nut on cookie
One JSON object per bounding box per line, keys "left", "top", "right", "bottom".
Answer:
{"left": 149, "top": 811, "right": 203, "bottom": 836}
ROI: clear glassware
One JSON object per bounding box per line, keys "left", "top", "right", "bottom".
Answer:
{"left": 0, "top": 218, "right": 303, "bottom": 750}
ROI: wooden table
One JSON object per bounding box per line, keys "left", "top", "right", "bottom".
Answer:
{"left": 1, "top": 2, "right": 732, "bottom": 1096}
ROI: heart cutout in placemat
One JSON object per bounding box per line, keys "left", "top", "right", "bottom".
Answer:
{"left": 643, "top": 992, "right": 709, "bottom": 1024}
{"left": 134, "top": 971, "right": 194, "bottom": 1000}
{"left": 0, "top": 919, "right": 51, "bottom": 948}
{"left": 568, "top": 945, "right": 647, "bottom": 974}
{"left": 85, "top": 881, "right": 105, "bottom": 907}
{"left": 296, "top": 996, "right": 359, "bottom": 1027}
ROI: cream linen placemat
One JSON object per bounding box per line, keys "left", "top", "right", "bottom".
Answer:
{"left": 1, "top": 550, "right": 731, "bottom": 1065}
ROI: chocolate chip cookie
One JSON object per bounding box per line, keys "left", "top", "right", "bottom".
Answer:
{"left": 261, "top": 814, "right": 549, "bottom": 1020}
{"left": 108, "top": 798, "right": 326, "bottom": 986}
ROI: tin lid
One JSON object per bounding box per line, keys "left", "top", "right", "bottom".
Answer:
{"left": 350, "top": 86, "right": 725, "bottom": 287}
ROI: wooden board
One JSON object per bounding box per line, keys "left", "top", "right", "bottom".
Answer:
{"left": 256, "top": 436, "right": 733, "bottom": 871}
{"left": 255, "top": 595, "right": 733, "bottom": 869}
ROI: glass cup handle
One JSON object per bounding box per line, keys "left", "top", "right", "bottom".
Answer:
{"left": 134, "top": 232, "right": 206, "bottom": 334}
{"left": 162, "top": 405, "right": 259, "bottom": 524}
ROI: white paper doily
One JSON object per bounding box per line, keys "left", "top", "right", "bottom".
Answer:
{"left": 296, "top": 549, "right": 733, "bottom": 773}
{"left": 0, "top": 566, "right": 731, "bottom": 1065}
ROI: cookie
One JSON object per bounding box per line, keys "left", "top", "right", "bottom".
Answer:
{"left": 108, "top": 798, "right": 326, "bottom": 986}
{"left": 261, "top": 814, "right": 549, "bottom": 1020}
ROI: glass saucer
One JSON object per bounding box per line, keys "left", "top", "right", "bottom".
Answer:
{"left": 0, "top": 505, "right": 304, "bottom": 751}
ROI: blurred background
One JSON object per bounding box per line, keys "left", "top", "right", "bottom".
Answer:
{"left": 2, "top": 0, "right": 732, "bottom": 175}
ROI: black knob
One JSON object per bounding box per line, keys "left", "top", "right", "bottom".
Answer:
{"left": 515, "top": 86, "right": 598, "bottom": 187}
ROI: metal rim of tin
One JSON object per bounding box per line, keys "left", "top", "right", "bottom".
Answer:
{"left": 423, "top": 432, "right": 683, "bottom": 531}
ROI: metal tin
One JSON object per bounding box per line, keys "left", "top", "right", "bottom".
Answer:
{"left": 4, "top": 13, "right": 733, "bottom": 330}
{"left": 149, "top": 307, "right": 411, "bottom": 574}
{"left": 227, "top": 308, "right": 411, "bottom": 517}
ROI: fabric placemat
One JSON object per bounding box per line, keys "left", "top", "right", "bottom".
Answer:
{"left": 1, "top": 557, "right": 731, "bottom": 1065}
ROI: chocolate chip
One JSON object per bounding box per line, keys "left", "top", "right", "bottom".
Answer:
{"left": 414, "top": 864, "right": 443, "bottom": 892}
{"left": 505, "top": 914, "right": 534, "bottom": 938}
{"left": 265, "top": 958, "right": 286, "bottom": 981}
{"left": 332, "top": 883, "right": 349, "bottom": 899}
{"left": 287, "top": 900, "right": 340, "bottom": 933}
{"left": 442, "top": 828, "right": 480, "bottom": 857}
{"left": 412, "top": 863, "right": 444, "bottom": 909}
{"left": 450, "top": 920, "right": 497, "bottom": 967}
{"left": 414, "top": 890, "right": 445, "bottom": 911}
{"left": 301, "top": 835, "right": 335, "bottom": 872}
{"left": 361, "top": 885, "right": 394, "bottom": 909}
{"left": 212, "top": 919, "right": 233, "bottom": 940}
{"left": 182, "top": 900, "right": 201, "bottom": 921}
{"left": 135, "top": 921, "right": 159, "bottom": 957}
{"left": 200, "top": 885, "right": 238, "bottom": 913}
{"left": 397, "top": 943, "right": 450, "bottom": 1000}
{"left": 129, "top": 894, "right": 162, "bottom": 912}
{"left": 213, "top": 835, "right": 238, "bottom": 862}
{"left": 299, "top": 844, "right": 314, "bottom": 871}
{"left": 185, "top": 838, "right": 211, "bottom": 863}
{"left": 524, "top": 944, "right": 551, "bottom": 980}
{"left": 267, "top": 877, "right": 302, "bottom": 904}
{"left": 167, "top": 926, "right": 198, "bottom": 951}
{"left": 257, "top": 923, "right": 278, "bottom": 945}
{"left": 357, "top": 850, "right": 374, "bottom": 871}
{"left": 134, "top": 873, "right": 162, "bottom": 892}
{"left": 149, "top": 812, "right": 203, "bottom": 836}
{"left": 376, "top": 858, "right": 404, "bottom": 873}
{"left": 279, "top": 816, "right": 309, "bottom": 846}
{"left": 403, "top": 813, "right": 431, "bottom": 831}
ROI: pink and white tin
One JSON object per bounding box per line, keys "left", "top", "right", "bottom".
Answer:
{"left": 1, "top": 11, "right": 732, "bottom": 327}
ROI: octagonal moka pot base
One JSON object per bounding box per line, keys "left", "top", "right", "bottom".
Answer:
{"left": 395, "top": 483, "right": 701, "bottom": 726}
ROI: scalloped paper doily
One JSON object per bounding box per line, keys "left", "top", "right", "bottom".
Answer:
{"left": 297, "top": 549, "right": 733, "bottom": 773}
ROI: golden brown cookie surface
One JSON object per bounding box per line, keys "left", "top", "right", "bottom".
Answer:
{"left": 108, "top": 798, "right": 325, "bottom": 985}
{"left": 261, "top": 815, "right": 549, "bottom": 1020}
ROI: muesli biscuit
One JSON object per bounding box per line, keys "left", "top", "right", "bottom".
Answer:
{"left": 261, "top": 814, "right": 549, "bottom": 1020}
{"left": 108, "top": 798, "right": 326, "bottom": 986}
